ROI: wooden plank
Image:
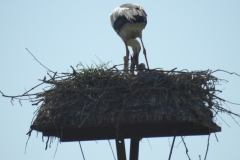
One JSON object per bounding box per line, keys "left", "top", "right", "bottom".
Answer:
{"left": 35, "top": 122, "right": 220, "bottom": 142}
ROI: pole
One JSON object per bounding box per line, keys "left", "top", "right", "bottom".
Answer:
{"left": 129, "top": 137, "right": 141, "bottom": 160}
{"left": 115, "top": 136, "right": 126, "bottom": 160}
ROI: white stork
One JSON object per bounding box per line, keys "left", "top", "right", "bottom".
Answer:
{"left": 109, "top": 3, "right": 149, "bottom": 72}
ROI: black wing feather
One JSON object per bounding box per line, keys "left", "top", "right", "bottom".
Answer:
{"left": 112, "top": 3, "right": 147, "bottom": 32}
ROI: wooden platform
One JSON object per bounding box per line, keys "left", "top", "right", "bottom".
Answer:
{"left": 31, "top": 120, "right": 221, "bottom": 142}
{"left": 31, "top": 116, "right": 221, "bottom": 160}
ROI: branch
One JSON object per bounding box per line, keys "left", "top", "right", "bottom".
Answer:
{"left": 70, "top": 65, "right": 77, "bottom": 76}
{"left": 181, "top": 136, "right": 191, "bottom": 160}
{"left": 212, "top": 94, "right": 240, "bottom": 105}
{"left": 168, "top": 136, "right": 176, "bottom": 160}
{"left": 214, "top": 133, "right": 219, "bottom": 142}
{"left": 108, "top": 140, "right": 116, "bottom": 160}
{"left": 0, "top": 83, "right": 44, "bottom": 98}
{"left": 79, "top": 142, "right": 86, "bottom": 160}
{"left": 212, "top": 69, "right": 240, "bottom": 77}
{"left": 204, "top": 135, "right": 210, "bottom": 160}
{"left": 147, "top": 138, "right": 153, "bottom": 151}
{"left": 45, "top": 136, "right": 50, "bottom": 150}
{"left": 25, "top": 48, "right": 54, "bottom": 73}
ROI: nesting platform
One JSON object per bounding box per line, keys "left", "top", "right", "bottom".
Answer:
{"left": 30, "top": 67, "right": 222, "bottom": 159}
{"left": 31, "top": 117, "right": 220, "bottom": 142}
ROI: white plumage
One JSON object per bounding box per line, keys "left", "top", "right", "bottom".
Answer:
{"left": 109, "top": 3, "right": 149, "bottom": 72}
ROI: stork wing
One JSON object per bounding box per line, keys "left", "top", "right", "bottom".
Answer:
{"left": 109, "top": 4, "right": 147, "bottom": 32}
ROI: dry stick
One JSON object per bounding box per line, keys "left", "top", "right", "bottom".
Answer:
{"left": 19, "top": 99, "right": 22, "bottom": 106}
{"left": 25, "top": 48, "right": 54, "bottom": 73}
{"left": 217, "top": 104, "right": 240, "bottom": 119}
{"left": 212, "top": 94, "right": 240, "bottom": 105}
{"left": 214, "top": 133, "right": 219, "bottom": 142}
{"left": 147, "top": 138, "right": 153, "bottom": 151}
{"left": 217, "top": 114, "right": 230, "bottom": 127}
{"left": 168, "top": 137, "right": 171, "bottom": 147}
{"left": 53, "top": 140, "right": 59, "bottom": 158}
{"left": 79, "top": 142, "right": 86, "bottom": 160}
{"left": 108, "top": 140, "right": 116, "bottom": 160}
{"left": 204, "top": 135, "right": 210, "bottom": 160}
{"left": 230, "top": 114, "right": 240, "bottom": 127}
{"left": 25, "top": 88, "right": 33, "bottom": 104}
{"left": 24, "top": 130, "right": 32, "bottom": 154}
{"left": 45, "top": 136, "right": 50, "bottom": 150}
{"left": 212, "top": 69, "right": 240, "bottom": 77}
{"left": 0, "top": 82, "right": 44, "bottom": 98}
{"left": 70, "top": 65, "right": 77, "bottom": 75}
{"left": 168, "top": 136, "right": 176, "bottom": 160}
{"left": 176, "top": 138, "right": 183, "bottom": 147}
{"left": 181, "top": 136, "right": 191, "bottom": 160}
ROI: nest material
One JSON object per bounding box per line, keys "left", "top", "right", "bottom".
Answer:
{"left": 32, "top": 67, "right": 221, "bottom": 129}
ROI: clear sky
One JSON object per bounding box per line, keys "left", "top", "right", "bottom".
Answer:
{"left": 0, "top": 1, "right": 240, "bottom": 160}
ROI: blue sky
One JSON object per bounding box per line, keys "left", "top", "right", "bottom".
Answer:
{"left": 0, "top": 1, "right": 240, "bottom": 160}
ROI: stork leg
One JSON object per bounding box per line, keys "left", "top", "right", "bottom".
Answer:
{"left": 133, "top": 53, "right": 139, "bottom": 70}
{"left": 130, "top": 56, "right": 135, "bottom": 74}
{"left": 139, "top": 37, "right": 149, "bottom": 69}
{"left": 123, "top": 41, "right": 130, "bottom": 73}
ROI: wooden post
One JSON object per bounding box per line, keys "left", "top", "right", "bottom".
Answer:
{"left": 115, "top": 137, "right": 126, "bottom": 160}
{"left": 129, "top": 137, "right": 141, "bottom": 160}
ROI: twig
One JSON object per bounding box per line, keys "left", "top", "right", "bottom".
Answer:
{"left": 214, "top": 106, "right": 240, "bottom": 118}
{"left": 176, "top": 137, "right": 183, "bottom": 147}
{"left": 168, "top": 137, "right": 171, "bottom": 147}
{"left": 53, "top": 139, "right": 59, "bottom": 158}
{"left": 168, "top": 136, "right": 176, "bottom": 160}
{"left": 204, "top": 135, "right": 210, "bottom": 160}
{"left": 147, "top": 138, "right": 153, "bottom": 151}
{"left": 45, "top": 136, "right": 50, "bottom": 150}
{"left": 24, "top": 129, "right": 32, "bottom": 154}
{"left": 26, "top": 48, "right": 54, "bottom": 73}
{"left": 0, "top": 83, "right": 44, "bottom": 98}
{"left": 108, "top": 140, "right": 116, "bottom": 160}
{"left": 170, "top": 67, "right": 177, "bottom": 71}
{"left": 217, "top": 114, "right": 230, "bottom": 127}
{"left": 230, "top": 114, "right": 240, "bottom": 127}
{"left": 11, "top": 98, "right": 14, "bottom": 106}
{"left": 70, "top": 66, "right": 77, "bottom": 76}
{"left": 79, "top": 142, "right": 86, "bottom": 160}
{"left": 212, "top": 94, "right": 240, "bottom": 105}
{"left": 19, "top": 99, "right": 22, "bottom": 106}
{"left": 212, "top": 69, "right": 240, "bottom": 77}
{"left": 181, "top": 136, "right": 191, "bottom": 160}
{"left": 94, "top": 55, "right": 104, "bottom": 64}
{"left": 214, "top": 133, "right": 219, "bottom": 142}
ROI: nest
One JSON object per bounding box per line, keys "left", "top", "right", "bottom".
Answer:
{"left": 31, "top": 66, "right": 223, "bottom": 130}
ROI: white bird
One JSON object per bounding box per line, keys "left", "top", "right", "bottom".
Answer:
{"left": 109, "top": 3, "right": 149, "bottom": 72}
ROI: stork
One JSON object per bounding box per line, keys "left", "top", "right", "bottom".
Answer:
{"left": 109, "top": 3, "right": 149, "bottom": 72}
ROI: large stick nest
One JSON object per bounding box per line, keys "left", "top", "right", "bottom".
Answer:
{"left": 30, "top": 65, "right": 227, "bottom": 129}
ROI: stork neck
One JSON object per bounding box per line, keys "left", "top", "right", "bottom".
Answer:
{"left": 126, "top": 39, "right": 141, "bottom": 55}
{"left": 126, "top": 39, "right": 141, "bottom": 49}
